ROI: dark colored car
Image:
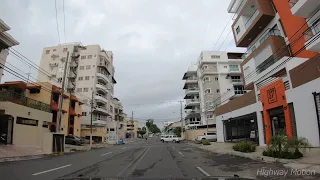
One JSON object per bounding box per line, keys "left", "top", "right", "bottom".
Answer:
{"left": 65, "top": 135, "right": 84, "bottom": 146}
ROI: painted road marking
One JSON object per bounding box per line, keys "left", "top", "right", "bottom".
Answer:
{"left": 122, "top": 147, "right": 127, "bottom": 149}
{"left": 100, "top": 152, "right": 112, "bottom": 156}
{"left": 178, "top": 152, "right": 184, "bottom": 157}
{"left": 172, "top": 146, "right": 176, "bottom": 149}
{"left": 196, "top": 167, "right": 211, "bottom": 177}
{"left": 32, "top": 164, "right": 72, "bottom": 176}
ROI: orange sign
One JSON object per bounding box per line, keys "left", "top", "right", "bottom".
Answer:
{"left": 260, "top": 79, "right": 293, "bottom": 145}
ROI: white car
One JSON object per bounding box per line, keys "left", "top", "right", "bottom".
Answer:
{"left": 196, "top": 132, "right": 217, "bottom": 142}
{"left": 161, "top": 135, "right": 180, "bottom": 143}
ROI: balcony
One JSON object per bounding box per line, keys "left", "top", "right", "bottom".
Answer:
{"left": 185, "top": 77, "right": 198, "bottom": 84}
{"left": 94, "top": 106, "right": 110, "bottom": 116}
{"left": 241, "top": 32, "right": 290, "bottom": 88}
{"left": 97, "top": 72, "right": 109, "bottom": 83}
{"left": 231, "top": 79, "right": 243, "bottom": 85}
{"left": 184, "top": 88, "right": 199, "bottom": 99}
{"left": 304, "top": 20, "right": 320, "bottom": 52}
{"left": 290, "top": 0, "right": 320, "bottom": 18}
{"left": 0, "top": 91, "right": 51, "bottom": 112}
{"left": 232, "top": 0, "right": 276, "bottom": 47}
{"left": 185, "top": 99, "right": 200, "bottom": 109}
{"left": 49, "top": 62, "right": 58, "bottom": 67}
{"left": 221, "top": 89, "right": 247, "bottom": 103}
{"left": 68, "top": 72, "right": 76, "bottom": 78}
{"left": 96, "top": 82, "right": 108, "bottom": 93}
{"left": 95, "top": 94, "right": 108, "bottom": 104}
{"left": 200, "top": 69, "right": 218, "bottom": 78}
{"left": 93, "top": 119, "right": 107, "bottom": 126}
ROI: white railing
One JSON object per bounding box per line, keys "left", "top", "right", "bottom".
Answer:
{"left": 231, "top": 79, "right": 242, "bottom": 83}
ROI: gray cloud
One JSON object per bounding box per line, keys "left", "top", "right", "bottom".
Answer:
{"left": 0, "top": 0, "right": 245, "bottom": 128}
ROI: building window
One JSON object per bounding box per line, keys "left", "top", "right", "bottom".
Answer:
{"left": 42, "top": 121, "right": 48, "bottom": 128}
{"left": 78, "top": 77, "right": 83, "bottom": 81}
{"left": 212, "top": 65, "right": 217, "bottom": 71}
{"left": 58, "top": 78, "right": 62, "bottom": 83}
{"left": 207, "top": 114, "right": 213, "bottom": 119}
{"left": 93, "top": 65, "right": 95, "bottom": 68}
{"left": 83, "top": 99, "right": 88, "bottom": 104}
{"left": 227, "top": 89, "right": 231, "bottom": 91}
{"left": 80, "top": 66, "right": 84, "bottom": 70}
{"left": 46, "top": 50, "right": 50, "bottom": 54}
{"left": 202, "top": 65, "right": 208, "bottom": 70}
{"left": 16, "top": 117, "right": 38, "bottom": 126}
{"left": 236, "top": 26, "right": 240, "bottom": 34}
{"left": 229, "top": 65, "right": 239, "bottom": 72}
{"left": 203, "top": 76, "right": 210, "bottom": 82}
{"left": 211, "top": 55, "right": 220, "bottom": 59}
{"left": 53, "top": 49, "right": 57, "bottom": 52}
{"left": 83, "top": 88, "right": 89, "bottom": 92}
{"left": 77, "top": 88, "right": 82, "bottom": 92}
{"left": 87, "top": 55, "right": 92, "bottom": 59}
{"left": 224, "top": 66, "right": 227, "bottom": 68}
{"left": 110, "top": 128, "right": 115, "bottom": 131}
{"left": 63, "top": 48, "right": 68, "bottom": 52}
{"left": 204, "top": 89, "right": 211, "bottom": 94}
{"left": 216, "top": 89, "right": 220, "bottom": 93}
{"left": 61, "top": 57, "right": 66, "bottom": 62}
{"left": 86, "top": 65, "right": 91, "bottom": 69}
{"left": 215, "top": 77, "right": 218, "bottom": 81}
{"left": 110, "top": 105, "right": 113, "bottom": 112}
{"left": 81, "top": 56, "right": 86, "bottom": 59}
{"left": 82, "top": 112, "right": 87, "bottom": 116}
{"left": 85, "top": 76, "right": 89, "bottom": 80}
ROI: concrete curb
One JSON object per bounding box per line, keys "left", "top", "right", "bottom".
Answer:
{"left": 189, "top": 142, "right": 320, "bottom": 174}
{"left": 0, "top": 154, "right": 50, "bottom": 163}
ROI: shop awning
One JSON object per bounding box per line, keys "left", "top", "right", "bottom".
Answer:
{"left": 70, "top": 95, "right": 78, "bottom": 102}
{"left": 0, "top": 81, "right": 26, "bottom": 89}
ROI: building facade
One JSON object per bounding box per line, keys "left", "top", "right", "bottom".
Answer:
{"left": 37, "top": 43, "right": 117, "bottom": 140}
{"left": 182, "top": 51, "right": 244, "bottom": 130}
{"left": 216, "top": 0, "right": 320, "bottom": 147}
{"left": 0, "top": 19, "right": 19, "bottom": 81}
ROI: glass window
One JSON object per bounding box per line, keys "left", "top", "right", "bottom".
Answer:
{"left": 53, "top": 49, "right": 57, "bottom": 52}
{"left": 82, "top": 112, "right": 87, "bottom": 116}
{"left": 83, "top": 88, "right": 89, "bottom": 92}
{"left": 80, "top": 66, "right": 84, "bottom": 70}
{"left": 216, "top": 89, "right": 220, "bottom": 93}
{"left": 16, "top": 117, "right": 38, "bottom": 126}
{"left": 46, "top": 50, "right": 50, "bottom": 54}
{"left": 81, "top": 56, "right": 86, "bottom": 59}
{"left": 212, "top": 65, "right": 217, "bottom": 71}
{"left": 87, "top": 55, "right": 92, "bottom": 59}
{"left": 236, "top": 26, "right": 240, "bottom": 34}
{"left": 203, "top": 76, "right": 210, "bottom": 82}
{"left": 202, "top": 65, "right": 208, "bottom": 70}
{"left": 77, "top": 88, "right": 82, "bottom": 92}
{"left": 205, "top": 89, "right": 211, "bottom": 94}
{"left": 229, "top": 65, "right": 239, "bottom": 71}
{"left": 215, "top": 77, "right": 218, "bottom": 81}
{"left": 85, "top": 76, "right": 89, "bottom": 80}
{"left": 211, "top": 55, "right": 220, "bottom": 59}
{"left": 86, "top": 65, "right": 91, "bottom": 69}
{"left": 78, "top": 77, "right": 83, "bottom": 81}
{"left": 63, "top": 48, "right": 68, "bottom": 52}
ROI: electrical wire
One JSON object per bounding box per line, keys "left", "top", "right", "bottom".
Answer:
{"left": 63, "top": 0, "right": 67, "bottom": 43}
{"left": 54, "top": 0, "right": 61, "bottom": 44}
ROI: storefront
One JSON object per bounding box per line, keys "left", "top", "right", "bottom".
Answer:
{"left": 260, "top": 79, "right": 293, "bottom": 144}
{"left": 223, "top": 113, "right": 259, "bottom": 144}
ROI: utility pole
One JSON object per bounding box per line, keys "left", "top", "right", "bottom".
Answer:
{"left": 90, "top": 90, "right": 94, "bottom": 149}
{"left": 131, "top": 111, "right": 134, "bottom": 138}
{"left": 26, "top": 66, "right": 31, "bottom": 83}
{"left": 57, "top": 51, "right": 69, "bottom": 133}
{"left": 179, "top": 100, "right": 183, "bottom": 139}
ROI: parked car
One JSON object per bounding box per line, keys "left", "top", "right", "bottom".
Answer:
{"left": 161, "top": 135, "right": 180, "bottom": 143}
{"left": 65, "top": 135, "right": 84, "bottom": 146}
{"left": 195, "top": 132, "right": 217, "bottom": 142}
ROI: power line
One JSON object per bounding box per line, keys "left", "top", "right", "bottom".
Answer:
{"left": 54, "top": 0, "right": 61, "bottom": 44}
{"left": 63, "top": 0, "right": 67, "bottom": 43}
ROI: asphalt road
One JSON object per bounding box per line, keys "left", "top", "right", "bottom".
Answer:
{"left": 0, "top": 137, "right": 319, "bottom": 180}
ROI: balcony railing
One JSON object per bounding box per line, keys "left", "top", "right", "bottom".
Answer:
{"left": 186, "top": 77, "right": 198, "bottom": 81}
{"left": 242, "top": 29, "right": 282, "bottom": 59}
{"left": 245, "top": 9, "right": 259, "bottom": 28}
{"left": 288, "top": 0, "right": 299, "bottom": 7}
{"left": 303, "top": 20, "right": 320, "bottom": 42}
{"left": 0, "top": 91, "right": 51, "bottom": 112}
{"left": 231, "top": 79, "right": 242, "bottom": 83}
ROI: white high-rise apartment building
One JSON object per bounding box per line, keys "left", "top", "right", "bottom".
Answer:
{"left": 38, "top": 43, "right": 117, "bottom": 128}
{"left": 183, "top": 51, "right": 244, "bottom": 128}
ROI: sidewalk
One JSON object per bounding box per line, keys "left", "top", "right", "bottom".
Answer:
{"left": 190, "top": 142, "right": 320, "bottom": 174}
{"left": 0, "top": 145, "right": 47, "bottom": 162}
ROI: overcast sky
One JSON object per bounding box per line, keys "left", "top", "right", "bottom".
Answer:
{"left": 0, "top": 0, "right": 245, "bottom": 128}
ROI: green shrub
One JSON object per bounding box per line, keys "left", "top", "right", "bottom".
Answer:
{"left": 263, "top": 134, "right": 309, "bottom": 159}
{"left": 201, "top": 139, "right": 211, "bottom": 145}
{"left": 232, "top": 141, "right": 256, "bottom": 153}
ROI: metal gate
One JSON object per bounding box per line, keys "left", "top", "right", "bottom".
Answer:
{"left": 313, "top": 92, "right": 320, "bottom": 141}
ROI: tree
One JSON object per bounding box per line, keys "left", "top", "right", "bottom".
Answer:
{"left": 142, "top": 126, "right": 146, "bottom": 132}
{"left": 145, "top": 119, "right": 160, "bottom": 133}
{"left": 173, "top": 127, "right": 182, "bottom": 137}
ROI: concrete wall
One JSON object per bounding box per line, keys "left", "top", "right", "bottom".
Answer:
{"left": 0, "top": 101, "right": 52, "bottom": 147}
{"left": 0, "top": 49, "right": 9, "bottom": 82}
{"left": 81, "top": 127, "right": 107, "bottom": 143}
{"left": 286, "top": 78, "right": 320, "bottom": 147}
{"left": 184, "top": 128, "right": 216, "bottom": 141}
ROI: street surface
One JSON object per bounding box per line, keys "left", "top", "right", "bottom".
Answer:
{"left": 0, "top": 137, "right": 319, "bottom": 179}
